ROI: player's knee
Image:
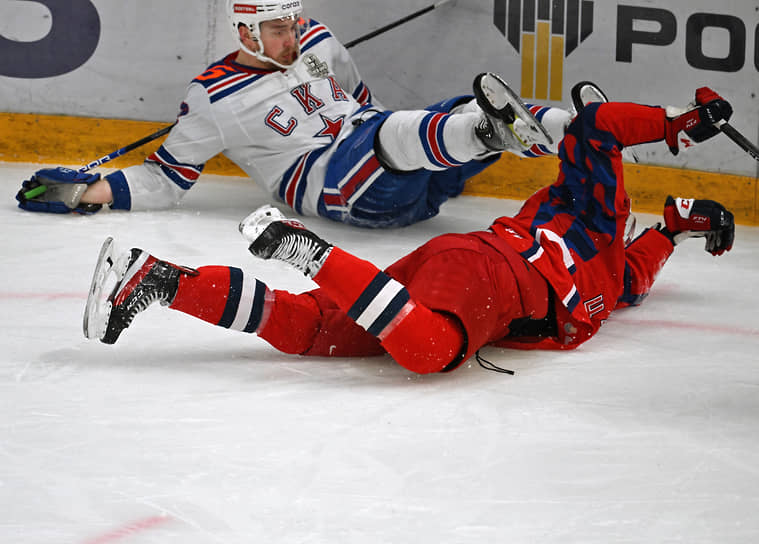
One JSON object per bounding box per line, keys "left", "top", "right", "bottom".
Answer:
{"left": 380, "top": 307, "right": 466, "bottom": 374}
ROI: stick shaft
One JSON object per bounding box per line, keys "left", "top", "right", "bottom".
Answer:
{"left": 344, "top": 0, "right": 453, "bottom": 49}
{"left": 719, "top": 122, "right": 759, "bottom": 162}
{"left": 79, "top": 122, "right": 176, "bottom": 172}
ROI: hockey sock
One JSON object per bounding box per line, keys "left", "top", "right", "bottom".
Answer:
{"left": 169, "top": 266, "right": 271, "bottom": 334}
{"left": 378, "top": 110, "right": 486, "bottom": 171}
{"left": 312, "top": 247, "right": 465, "bottom": 373}
{"left": 254, "top": 289, "right": 324, "bottom": 355}
{"left": 378, "top": 302, "right": 466, "bottom": 374}
{"left": 255, "top": 289, "right": 388, "bottom": 357}
{"left": 168, "top": 264, "right": 386, "bottom": 356}
{"left": 529, "top": 105, "right": 573, "bottom": 155}
{"left": 591, "top": 103, "right": 668, "bottom": 147}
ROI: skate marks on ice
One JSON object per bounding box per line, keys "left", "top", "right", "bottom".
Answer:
{"left": 1, "top": 162, "right": 759, "bottom": 543}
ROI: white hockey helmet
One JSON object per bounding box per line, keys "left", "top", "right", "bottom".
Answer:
{"left": 227, "top": 0, "right": 305, "bottom": 69}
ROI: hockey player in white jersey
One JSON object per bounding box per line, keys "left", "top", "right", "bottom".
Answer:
{"left": 17, "top": 0, "right": 575, "bottom": 228}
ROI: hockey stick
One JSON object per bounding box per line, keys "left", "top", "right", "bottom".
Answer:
{"left": 716, "top": 121, "right": 759, "bottom": 162}
{"left": 344, "top": 0, "right": 456, "bottom": 49}
{"left": 78, "top": 122, "right": 176, "bottom": 173}
{"left": 74, "top": 3, "right": 456, "bottom": 171}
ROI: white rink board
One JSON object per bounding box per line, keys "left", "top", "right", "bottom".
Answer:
{"left": 0, "top": 0, "right": 757, "bottom": 177}
{"left": 1, "top": 163, "right": 759, "bottom": 543}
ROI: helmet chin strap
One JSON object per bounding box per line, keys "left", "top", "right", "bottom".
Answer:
{"left": 239, "top": 33, "right": 299, "bottom": 70}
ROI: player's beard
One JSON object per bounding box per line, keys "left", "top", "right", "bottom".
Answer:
{"left": 277, "top": 48, "right": 299, "bottom": 66}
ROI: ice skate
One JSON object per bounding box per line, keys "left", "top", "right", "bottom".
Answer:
{"left": 570, "top": 80, "right": 640, "bottom": 163}
{"left": 570, "top": 81, "right": 609, "bottom": 114}
{"left": 239, "top": 205, "right": 332, "bottom": 277}
{"left": 473, "top": 72, "right": 553, "bottom": 151}
{"left": 83, "top": 237, "right": 192, "bottom": 344}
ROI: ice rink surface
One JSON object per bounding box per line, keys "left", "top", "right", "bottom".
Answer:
{"left": 2, "top": 162, "right": 758, "bottom": 543}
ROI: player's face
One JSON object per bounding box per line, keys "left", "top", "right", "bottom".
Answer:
{"left": 259, "top": 18, "right": 300, "bottom": 66}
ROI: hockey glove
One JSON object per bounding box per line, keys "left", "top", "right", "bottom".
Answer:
{"left": 665, "top": 87, "right": 733, "bottom": 156}
{"left": 16, "top": 167, "right": 103, "bottom": 214}
{"left": 660, "top": 195, "right": 734, "bottom": 256}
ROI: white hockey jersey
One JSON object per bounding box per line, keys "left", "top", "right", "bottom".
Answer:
{"left": 109, "top": 19, "right": 378, "bottom": 216}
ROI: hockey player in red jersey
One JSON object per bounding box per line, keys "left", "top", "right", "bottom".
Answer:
{"left": 83, "top": 82, "right": 736, "bottom": 374}
{"left": 17, "top": 1, "right": 575, "bottom": 228}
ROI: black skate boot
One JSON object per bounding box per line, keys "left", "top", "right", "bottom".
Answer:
{"left": 239, "top": 205, "right": 332, "bottom": 277}
{"left": 83, "top": 237, "right": 196, "bottom": 344}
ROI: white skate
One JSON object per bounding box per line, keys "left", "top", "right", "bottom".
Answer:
{"left": 474, "top": 72, "right": 553, "bottom": 149}
{"left": 570, "top": 80, "right": 640, "bottom": 163}
{"left": 238, "top": 205, "right": 294, "bottom": 245}
{"left": 83, "top": 237, "right": 129, "bottom": 340}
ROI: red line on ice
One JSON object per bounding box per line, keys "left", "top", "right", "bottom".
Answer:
{"left": 82, "top": 515, "right": 171, "bottom": 544}
{"left": 0, "top": 292, "right": 84, "bottom": 300}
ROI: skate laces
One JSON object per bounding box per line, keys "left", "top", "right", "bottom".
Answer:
{"left": 270, "top": 231, "right": 331, "bottom": 276}
{"left": 111, "top": 261, "right": 176, "bottom": 326}
{"left": 122, "top": 288, "right": 162, "bottom": 323}
{"left": 476, "top": 115, "right": 522, "bottom": 151}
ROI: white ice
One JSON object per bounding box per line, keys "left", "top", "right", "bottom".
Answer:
{"left": 2, "top": 162, "right": 758, "bottom": 544}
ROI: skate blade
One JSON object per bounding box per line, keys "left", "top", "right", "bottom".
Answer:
{"left": 571, "top": 81, "right": 640, "bottom": 163}
{"left": 480, "top": 73, "right": 553, "bottom": 146}
{"left": 82, "top": 237, "right": 128, "bottom": 341}
{"left": 239, "top": 205, "right": 294, "bottom": 244}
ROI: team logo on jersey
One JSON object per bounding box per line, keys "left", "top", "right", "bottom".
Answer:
{"left": 302, "top": 53, "right": 329, "bottom": 78}
{"left": 314, "top": 114, "right": 344, "bottom": 142}
{"left": 493, "top": 0, "right": 594, "bottom": 101}
{"left": 266, "top": 106, "right": 297, "bottom": 136}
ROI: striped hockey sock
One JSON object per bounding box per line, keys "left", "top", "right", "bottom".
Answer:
{"left": 313, "top": 248, "right": 465, "bottom": 373}
{"left": 169, "top": 266, "right": 271, "bottom": 334}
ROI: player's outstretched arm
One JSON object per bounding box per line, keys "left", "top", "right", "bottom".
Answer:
{"left": 665, "top": 87, "right": 733, "bottom": 155}
{"left": 16, "top": 167, "right": 106, "bottom": 214}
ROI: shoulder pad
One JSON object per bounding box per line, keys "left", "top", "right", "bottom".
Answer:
{"left": 191, "top": 54, "right": 272, "bottom": 103}
{"left": 300, "top": 19, "right": 335, "bottom": 51}
{"left": 193, "top": 56, "right": 247, "bottom": 88}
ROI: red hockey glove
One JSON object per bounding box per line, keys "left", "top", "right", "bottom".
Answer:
{"left": 660, "top": 196, "right": 735, "bottom": 256}
{"left": 665, "top": 87, "right": 733, "bottom": 155}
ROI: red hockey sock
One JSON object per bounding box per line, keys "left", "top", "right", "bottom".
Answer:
{"left": 593, "top": 103, "right": 666, "bottom": 147}
{"left": 312, "top": 247, "right": 465, "bottom": 373}
{"left": 312, "top": 247, "right": 383, "bottom": 309}
{"left": 255, "top": 289, "right": 323, "bottom": 355}
{"left": 379, "top": 303, "right": 465, "bottom": 374}
{"left": 169, "top": 266, "right": 271, "bottom": 333}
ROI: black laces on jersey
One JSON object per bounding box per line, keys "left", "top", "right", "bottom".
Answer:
{"left": 475, "top": 350, "right": 515, "bottom": 375}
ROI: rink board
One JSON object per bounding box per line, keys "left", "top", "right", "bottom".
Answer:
{"left": 2, "top": 112, "right": 756, "bottom": 225}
